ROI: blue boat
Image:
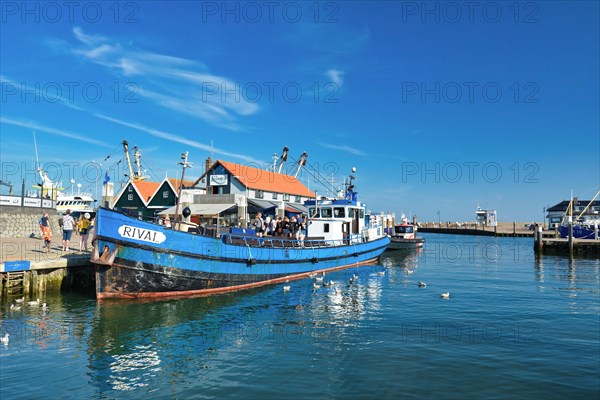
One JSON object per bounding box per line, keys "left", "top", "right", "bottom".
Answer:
{"left": 558, "top": 225, "right": 597, "bottom": 239}
{"left": 90, "top": 178, "right": 389, "bottom": 299}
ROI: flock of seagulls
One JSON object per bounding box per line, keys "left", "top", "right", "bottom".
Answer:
{"left": 8, "top": 297, "right": 47, "bottom": 312}
{"left": 282, "top": 268, "right": 451, "bottom": 300}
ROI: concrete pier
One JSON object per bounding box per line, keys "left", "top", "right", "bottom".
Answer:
{"left": 0, "top": 237, "right": 95, "bottom": 298}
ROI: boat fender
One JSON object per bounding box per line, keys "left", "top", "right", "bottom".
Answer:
{"left": 247, "top": 257, "right": 256, "bottom": 266}
{"left": 311, "top": 257, "right": 319, "bottom": 264}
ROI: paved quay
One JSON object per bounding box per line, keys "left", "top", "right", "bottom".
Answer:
{"left": 0, "top": 236, "right": 92, "bottom": 271}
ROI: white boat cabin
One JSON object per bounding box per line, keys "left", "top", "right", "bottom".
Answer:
{"left": 306, "top": 199, "right": 384, "bottom": 244}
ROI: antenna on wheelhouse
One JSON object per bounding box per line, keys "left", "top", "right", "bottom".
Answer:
{"left": 345, "top": 167, "right": 357, "bottom": 201}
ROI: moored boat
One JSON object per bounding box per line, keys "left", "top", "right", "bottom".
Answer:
{"left": 387, "top": 216, "right": 425, "bottom": 250}
{"left": 90, "top": 168, "right": 390, "bottom": 299}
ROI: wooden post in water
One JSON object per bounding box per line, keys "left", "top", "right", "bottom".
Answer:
{"left": 513, "top": 222, "right": 516, "bottom": 237}
{"left": 595, "top": 224, "right": 598, "bottom": 240}
{"left": 494, "top": 224, "right": 497, "bottom": 236}
{"left": 568, "top": 223, "right": 573, "bottom": 257}
{"left": 535, "top": 224, "right": 543, "bottom": 253}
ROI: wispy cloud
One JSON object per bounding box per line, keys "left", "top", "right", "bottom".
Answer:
{"left": 65, "top": 27, "right": 258, "bottom": 130}
{"left": 326, "top": 69, "right": 344, "bottom": 88}
{"left": 319, "top": 142, "right": 368, "bottom": 156}
{"left": 0, "top": 75, "right": 86, "bottom": 112}
{"left": 0, "top": 116, "right": 112, "bottom": 148}
{"left": 94, "top": 113, "right": 262, "bottom": 163}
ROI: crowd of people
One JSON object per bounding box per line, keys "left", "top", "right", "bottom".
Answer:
{"left": 251, "top": 212, "right": 306, "bottom": 240}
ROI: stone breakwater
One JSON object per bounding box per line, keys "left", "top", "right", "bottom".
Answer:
{"left": 0, "top": 206, "right": 62, "bottom": 239}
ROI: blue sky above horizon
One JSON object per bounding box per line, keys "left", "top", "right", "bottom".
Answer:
{"left": 1, "top": 1, "right": 598, "bottom": 221}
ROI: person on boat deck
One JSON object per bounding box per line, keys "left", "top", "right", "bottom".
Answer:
{"left": 274, "top": 216, "right": 282, "bottom": 236}
{"left": 61, "top": 209, "right": 75, "bottom": 252}
{"left": 264, "top": 216, "right": 272, "bottom": 235}
{"left": 252, "top": 213, "right": 264, "bottom": 237}
{"left": 296, "top": 214, "right": 305, "bottom": 240}
{"left": 164, "top": 215, "right": 172, "bottom": 229}
{"left": 269, "top": 217, "right": 277, "bottom": 236}
{"left": 289, "top": 216, "right": 298, "bottom": 239}
{"left": 282, "top": 216, "right": 290, "bottom": 237}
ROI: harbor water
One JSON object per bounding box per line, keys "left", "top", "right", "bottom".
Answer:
{"left": 1, "top": 234, "right": 599, "bottom": 399}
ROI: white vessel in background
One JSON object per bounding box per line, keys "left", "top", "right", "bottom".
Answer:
{"left": 34, "top": 133, "right": 96, "bottom": 217}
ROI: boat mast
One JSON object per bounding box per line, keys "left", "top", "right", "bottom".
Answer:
{"left": 174, "top": 151, "right": 193, "bottom": 225}
{"left": 293, "top": 152, "right": 308, "bottom": 178}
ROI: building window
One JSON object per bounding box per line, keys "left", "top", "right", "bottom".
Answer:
{"left": 272, "top": 192, "right": 278, "bottom": 200}
{"left": 255, "top": 190, "right": 264, "bottom": 199}
{"left": 295, "top": 196, "right": 301, "bottom": 203}
{"left": 163, "top": 190, "right": 169, "bottom": 198}
{"left": 283, "top": 194, "right": 290, "bottom": 201}
{"left": 128, "top": 186, "right": 133, "bottom": 192}
{"left": 127, "top": 194, "right": 133, "bottom": 201}
{"left": 324, "top": 223, "right": 330, "bottom": 233}
{"left": 334, "top": 207, "right": 345, "bottom": 217}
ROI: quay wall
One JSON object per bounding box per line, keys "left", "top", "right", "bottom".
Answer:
{"left": 0, "top": 205, "right": 62, "bottom": 239}
{"left": 1, "top": 263, "right": 95, "bottom": 298}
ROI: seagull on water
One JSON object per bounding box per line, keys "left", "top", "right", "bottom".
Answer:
{"left": 418, "top": 282, "right": 427, "bottom": 288}
{"left": 308, "top": 273, "right": 317, "bottom": 279}
{"left": 283, "top": 286, "right": 291, "bottom": 292}
{"left": 377, "top": 271, "right": 385, "bottom": 276}
{"left": 440, "top": 292, "right": 450, "bottom": 299}
{"left": 315, "top": 276, "right": 324, "bottom": 283}
{"left": 313, "top": 282, "right": 320, "bottom": 290}
{"left": 0, "top": 333, "right": 8, "bottom": 345}
{"left": 14, "top": 297, "right": 24, "bottom": 303}
{"left": 28, "top": 298, "right": 40, "bottom": 306}
{"left": 406, "top": 270, "right": 414, "bottom": 275}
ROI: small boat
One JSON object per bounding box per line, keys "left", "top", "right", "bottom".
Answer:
{"left": 387, "top": 216, "right": 425, "bottom": 250}
{"left": 90, "top": 166, "right": 390, "bottom": 299}
{"left": 558, "top": 225, "right": 597, "bottom": 239}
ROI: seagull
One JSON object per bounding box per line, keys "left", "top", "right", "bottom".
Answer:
{"left": 440, "top": 292, "right": 450, "bottom": 299}
{"left": 418, "top": 282, "right": 427, "bottom": 288}
{"left": 334, "top": 287, "right": 342, "bottom": 294}
{"left": 329, "top": 280, "right": 335, "bottom": 286}
{"left": 283, "top": 286, "right": 291, "bottom": 292}
{"left": 352, "top": 274, "right": 358, "bottom": 280}
{"left": 377, "top": 271, "right": 385, "bottom": 276}
{"left": 42, "top": 303, "right": 48, "bottom": 309}
{"left": 313, "top": 283, "right": 320, "bottom": 290}
{"left": 28, "top": 298, "right": 40, "bottom": 306}
{"left": 14, "top": 297, "right": 24, "bottom": 303}
{"left": 349, "top": 277, "right": 355, "bottom": 285}
{"left": 322, "top": 281, "right": 330, "bottom": 287}
{"left": 308, "top": 273, "right": 317, "bottom": 279}
{"left": 406, "top": 270, "right": 414, "bottom": 275}
{"left": 315, "top": 276, "right": 324, "bottom": 283}
{"left": 0, "top": 333, "right": 8, "bottom": 345}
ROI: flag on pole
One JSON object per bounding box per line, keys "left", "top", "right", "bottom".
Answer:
{"left": 103, "top": 171, "right": 110, "bottom": 185}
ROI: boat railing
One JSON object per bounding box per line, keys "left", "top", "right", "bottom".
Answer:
{"left": 222, "top": 234, "right": 366, "bottom": 249}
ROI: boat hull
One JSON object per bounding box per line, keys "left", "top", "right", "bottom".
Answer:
{"left": 91, "top": 208, "right": 389, "bottom": 299}
{"left": 558, "top": 225, "right": 596, "bottom": 239}
{"left": 387, "top": 237, "right": 425, "bottom": 250}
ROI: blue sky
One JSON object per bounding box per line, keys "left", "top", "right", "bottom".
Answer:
{"left": 1, "top": 1, "right": 598, "bottom": 222}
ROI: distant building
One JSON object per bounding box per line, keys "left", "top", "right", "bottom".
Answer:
{"left": 475, "top": 207, "right": 497, "bottom": 227}
{"left": 546, "top": 198, "right": 600, "bottom": 229}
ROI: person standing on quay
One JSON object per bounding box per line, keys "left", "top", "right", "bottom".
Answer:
{"left": 62, "top": 209, "right": 75, "bottom": 251}
{"left": 77, "top": 213, "right": 91, "bottom": 251}
{"left": 39, "top": 212, "right": 52, "bottom": 253}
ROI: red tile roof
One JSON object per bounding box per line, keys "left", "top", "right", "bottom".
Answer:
{"left": 168, "top": 177, "right": 195, "bottom": 190}
{"left": 132, "top": 181, "right": 161, "bottom": 202}
{"left": 218, "top": 160, "right": 315, "bottom": 198}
